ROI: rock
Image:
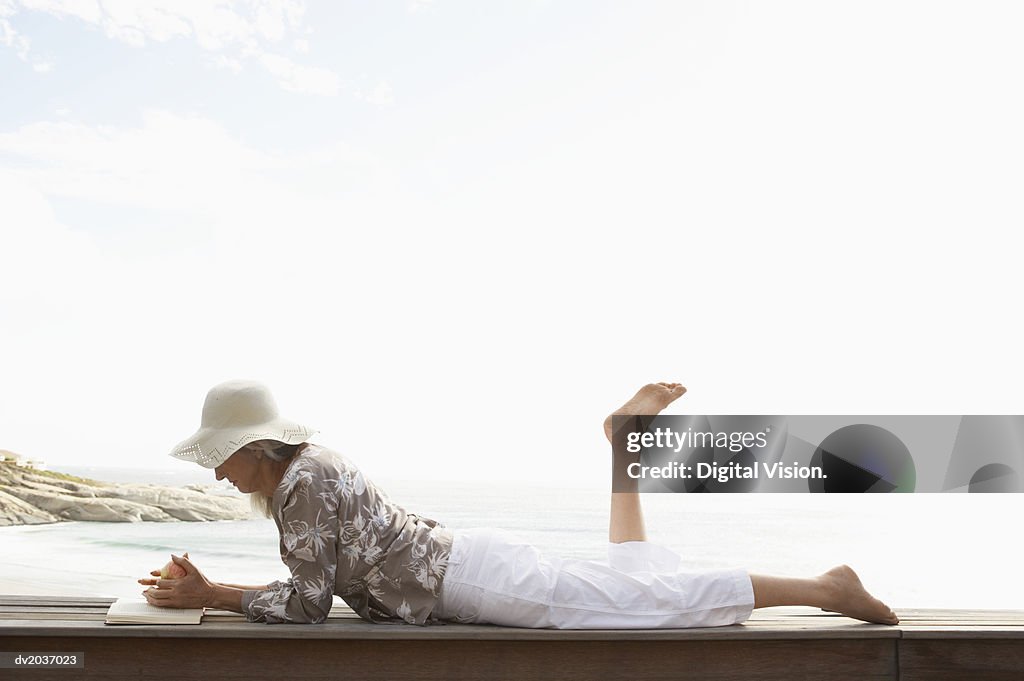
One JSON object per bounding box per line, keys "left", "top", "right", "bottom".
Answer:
{"left": 0, "top": 461, "right": 253, "bottom": 525}
{"left": 105, "top": 485, "right": 251, "bottom": 521}
{"left": 0, "top": 489, "right": 60, "bottom": 525}
{"left": 5, "top": 486, "right": 179, "bottom": 522}
{"left": 16, "top": 476, "right": 99, "bottom": 499}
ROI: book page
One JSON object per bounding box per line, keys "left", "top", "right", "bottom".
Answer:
{"left": 202, "top": 609, "right": 246, "bottom": 618}
{"left": 105, "top": 598, "right": 202, "bottom": 624}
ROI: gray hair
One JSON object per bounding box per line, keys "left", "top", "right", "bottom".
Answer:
{"left": 245, "top": 440, "right": 301, "bottom": 519}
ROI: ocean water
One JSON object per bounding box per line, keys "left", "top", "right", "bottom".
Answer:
{"left": 1, "top": 468, "right": 1021, "bottom": 610}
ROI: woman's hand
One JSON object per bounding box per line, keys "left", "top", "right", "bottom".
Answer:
{"left": 139, "top": 553, "right": 215, "bottom": 609}
{"left": 138, "top": 552, "right": 190, "bottom": 586}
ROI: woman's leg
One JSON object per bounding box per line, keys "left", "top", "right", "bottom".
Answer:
{"left": 604, "top": 383, "right": 686, "bottom": 543}
{"left": 601, "top": 383, "right": 899, "bottom": 625}
{"left": 437, "top": 526, "right": 754, "bottom": 629}
{"left": 609, "top": 494, "right": 647, "bottom": 543}
{"left": 751, "top": 566, "right": 899, "bottom": 624}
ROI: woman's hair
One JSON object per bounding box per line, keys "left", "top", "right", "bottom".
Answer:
{"left": 245, "top": 440, "right": 302, "bottom": 518}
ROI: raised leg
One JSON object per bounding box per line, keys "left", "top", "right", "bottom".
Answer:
{"left": 604, "top": 383, "right": 687, "bottom": 544}
{"left": 600, "top": 384, "right": 899, "bottom": 626}
{"left": 609, "top": 493, "right": 647, "bottom": 544}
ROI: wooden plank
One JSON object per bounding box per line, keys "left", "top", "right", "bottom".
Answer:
{"left": 896, "top": 608, "right": 1024, "bottom": 615}
{"left": 0, "top": 599, "right": 358, "bottom": 618}
{"left": 0, "top": 636, "right": 897, "bottom": 681}
{"left": 3, "top": 601, "right": 1003, "bottom": 618}
{"left": 900, "top": 639, "right": 1024, "bottom": 681}
{"left": 0, "top": 613, "right": 104, "bottom": 621}
{"left": 0, "top": 601, "right": 906, "bottom": 641}
{"left": 0, "top": 595, "right": 114, "bottom": 607}
{"left": 0, "top": 606, "right": 109, "bottom": 614}
{"left": 9, "top": 601, "right": 1024, "bottom": 681}
{"left": 3, "top": 600, "right": 1024, "bottom": 681}
{"left": 899, "top": 627, "right": 1024, "bottom": 639}
{"left": 0, "top": 618, "right": 902, "bottom": 641}
{"left": 894, "top": 609, "right": 1024, "bottom": 623}
{"left": 6, "top": 599, "right": 1018, "bottom": 626}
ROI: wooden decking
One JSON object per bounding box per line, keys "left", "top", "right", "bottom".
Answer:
{"left": 2, "top": 596, "right": 1023, "bottom": 680}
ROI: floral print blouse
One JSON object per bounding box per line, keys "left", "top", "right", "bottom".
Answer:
{"left": 240, "top": 443, "right": 453, "bottom": 625}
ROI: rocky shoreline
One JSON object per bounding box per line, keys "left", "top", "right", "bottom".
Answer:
{"left": 0, "top": 462, "right": 252, "bottom": 526}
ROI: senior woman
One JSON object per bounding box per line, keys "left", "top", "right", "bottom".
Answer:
{"left": 140, "top": 379, "right": 898, "bottom": 628}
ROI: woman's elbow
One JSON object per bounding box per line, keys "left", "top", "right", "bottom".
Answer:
{"left": 296, "top": 599, "right": 331, "bottom": 624}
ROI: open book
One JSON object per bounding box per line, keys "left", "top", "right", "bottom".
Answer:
{"left": 105, "top": 598, "right": 357, "bottom": 624}
{"left": 105, "top": 598, "right": 203, "bottom": 625}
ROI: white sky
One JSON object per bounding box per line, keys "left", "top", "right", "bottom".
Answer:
{"left": 1, "top": 1, "right": 1022, "bottom": 488}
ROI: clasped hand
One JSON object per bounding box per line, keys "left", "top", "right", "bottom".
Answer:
{"left": 137, "top": 552, "right": 214, "bottom": 609}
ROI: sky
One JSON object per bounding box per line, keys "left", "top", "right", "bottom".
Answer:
{"left": 1, "top": 0, "right": 1022, "bottom": 488}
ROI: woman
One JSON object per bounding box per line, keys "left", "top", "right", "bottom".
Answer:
{"left": 140, "top": 379, "right": 899, "bottom": 628}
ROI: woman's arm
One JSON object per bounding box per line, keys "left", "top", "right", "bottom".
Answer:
{"left": 207, "top": 584, "right": 245, "bottom": 613}
{"left": 139, "top": 560, "right": 271, "bottom": 594}
{"left": 244, "top": 465, "right": 345, "bottom": 624}
{"left": 216, "top": 582, "right": 272, "bottom": 590}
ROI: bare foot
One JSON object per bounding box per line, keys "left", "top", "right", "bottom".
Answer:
{"left": 819, "top": 565, "right": 899, "bottom": 625}
{"left": 604, "top": 383, "right": 687, "bottom": 443}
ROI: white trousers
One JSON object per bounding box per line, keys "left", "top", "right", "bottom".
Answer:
{"left": 432, "top": 527, "right": 755, "bottom": 629}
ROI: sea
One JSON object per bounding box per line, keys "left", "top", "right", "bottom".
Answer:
{"left": 1, "top": 466, "right": 1021, "bottom": 610}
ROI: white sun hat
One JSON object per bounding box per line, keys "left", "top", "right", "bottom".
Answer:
{"left": 169, "top": 379, "right": 318, "bottom": 469}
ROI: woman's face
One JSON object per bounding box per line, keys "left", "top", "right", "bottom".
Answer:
{"left": 214, "top": 447, "right": 261, "bottom": 493}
